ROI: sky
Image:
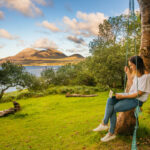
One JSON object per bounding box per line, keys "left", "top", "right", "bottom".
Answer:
{"left": 0, "top": 0, "right": 139, "bottom": 59}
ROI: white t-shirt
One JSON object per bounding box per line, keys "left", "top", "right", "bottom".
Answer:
{"left": 129, "top": 74, "right": 150, "bottom": 102}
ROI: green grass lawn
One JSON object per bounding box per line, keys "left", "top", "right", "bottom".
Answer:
{"left": 0, "top": 92, "right": 150, "bottom": 150}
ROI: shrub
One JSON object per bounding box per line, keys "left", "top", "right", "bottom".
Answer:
{"left": 23, "top": 73, "right": 47, "bottom": 91}
{"left": 16, "top": 91, "right": 44, "bottom": 99}
{"left": 45, "top": 86, "right": 105, "bottom": 95}
{"left": 1, "top": 96, "right": 16, "bottom": 103}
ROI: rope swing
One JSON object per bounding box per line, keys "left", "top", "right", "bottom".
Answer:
{"left": 126, "top": 0, "right": 141, "bottom": 150}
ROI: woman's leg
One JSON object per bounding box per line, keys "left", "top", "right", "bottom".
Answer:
{"left": 93, "top": 97, "right": 118, "bottom": 132}
{"left": 109, "top": 98, "right": 139, "bottom": 134}
{"left": 109, "top": 112, "right": 117, "bottom": 134}
{"left": 103, "top": 97, "right": 118, "bottom": 125}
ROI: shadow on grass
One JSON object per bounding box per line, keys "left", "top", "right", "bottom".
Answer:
{"left": 11, "top": 113, "right": 29, "bottom": 119}
{"left": 137, "top": 126, "right": 150, "bottom": 138}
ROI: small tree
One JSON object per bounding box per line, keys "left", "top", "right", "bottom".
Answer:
{"left": 0, "top": 61, "right": 26, "bottom": 99}
{"left": 41, "top": 68, "right": 56, "bottom": 85}
{"left": 22, "top": 73, "right": 46, "bottom": 91}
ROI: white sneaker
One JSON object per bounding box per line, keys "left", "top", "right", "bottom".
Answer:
{"left": 93, "top": 123, "right": 109, "bottom": 132}
{"left": 101, "top": 133, "right": 116, "bottom": 142}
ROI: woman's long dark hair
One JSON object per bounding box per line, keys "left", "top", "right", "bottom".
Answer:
{"left": 129, "top": 56, "right": 145, "bottom": 75}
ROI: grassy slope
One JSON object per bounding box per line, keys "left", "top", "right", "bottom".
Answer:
{"left": 0, "top": 92, "right": 150, "bottom": 150}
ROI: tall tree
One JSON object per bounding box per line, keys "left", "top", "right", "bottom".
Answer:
{"left": 116, "top": 0, "right": 150, "bottom": 136}
{"left": 138, "top": 0, "right": 150, "bottom": 72}
{"left": 89, "top": 14, "right": 141, "bottom": 88}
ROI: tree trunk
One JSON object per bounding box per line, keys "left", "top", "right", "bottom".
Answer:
{"left": 0, "top": 86, "right": 11, "bottom": 100}
{"left": 0, "top": 101, "right": 21, "bottom": 117}
{"left": 116, "top": 0, "right": 150, "bottom": 135}
{"left": 115, "top": 109, "right": 136, "bottom": 135}
{"left": 0, "top": 90, "right": 5, "bottom": 99}
{"left": 138, "top": 0, "right": 150, "bottom": 72}
{"left": 115, "top": 79, "right": 136, "bottom": 135}
{"left": 66, "top": 93, "right": 98, "bottom": 97}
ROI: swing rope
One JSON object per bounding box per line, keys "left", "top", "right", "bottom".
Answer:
{"left": 126, "top": 0, "right": 141, "bottom": 150}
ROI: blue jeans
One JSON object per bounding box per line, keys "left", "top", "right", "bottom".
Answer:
{"left": 103, "top": 97, "right": 143, "bottom": 134}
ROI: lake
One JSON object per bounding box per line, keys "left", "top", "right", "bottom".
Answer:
{"left": 5, "top": 66, "right": 60, "bottom": 92}
{"left": 24, "top": 66, "right": 60, "bottom": 77}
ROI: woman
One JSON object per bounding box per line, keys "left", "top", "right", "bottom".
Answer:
{"left": 93, "top": 56, "right": 150, "bottom": 142}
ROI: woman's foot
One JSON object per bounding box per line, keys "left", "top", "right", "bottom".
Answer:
{"left": 93, "top": 123, "right": 109, "bottom": 132}
{"left": 101, "top": 132, "right": 116, "bottom": 142}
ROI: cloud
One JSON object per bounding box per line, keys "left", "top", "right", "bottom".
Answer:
{"left": 122, "top": 8, "right": 140, "bottom": 15}
{"left": 0, "top": 44, "right": 4, "bottom": 48}
{"left": 0, "top": 11, "right": 4, "bottom": 19}
{"left": 67, "top": 35, "right": 87, "bottom": 46}
{"left": 65, "top": 3, "right": 72, "bottom": 12}
{"left": 65, "top": 49, "right": 77, "bottom": 53}
{"left": 40, "top": 21, "right": 60, "bottom": 32}
{"left": 32, "top": 38, "right": 59, "bottom": 49}
{"left": 33, "top": 0, "right": 53, "bottom": 6}
{"left": 65, "top": 47, "right": 89, "bottom": 57}
{"left": 123, "top": 8, "right": 129, "bottom": 15}
{"left": 65, "top": 48, "right": 84, "bottom": 53}
{"left": 0, "top": 29, "right": 18, "bottom": 40}
{"left": 47, "top": 0, "right": 54, "bottom": 7}
{"left": 63, "top": 11, "right": 107, "bottom": 37}
{"left": 36, "top": 30, "right": 50, "bottom": 35}
{"left": 32, "top": 0, "right": 47, "bottom": 5}
{"left": 0, "top": 0, "right": 47, "bottom": 17}
{"left": 17, "top": 40, "right": 26, "bottom": 47}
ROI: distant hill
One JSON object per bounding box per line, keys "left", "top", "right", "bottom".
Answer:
{"left": 68, "top": 54, "right": 84, "bottom": 58}
{"left": 0, "top": 48, "right": 84, "bottom": 66}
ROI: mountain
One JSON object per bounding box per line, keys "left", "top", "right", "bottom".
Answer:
{"left": 14, "top": 48, "right": 38, "bottom": 58}
{"left": 0, "top": 48, "right": 84, "bottom": 66}
{"left": 32, "top": 49, "right": 67, "bottom": 59}
{"left": 68, "top": 54, "right": 84, "bottom": 58}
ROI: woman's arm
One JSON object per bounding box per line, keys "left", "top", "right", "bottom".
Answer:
{"left": 124, "top": 66, "right": 134, "bottom": 92}
{"left": 115, "top": 91, "right": 144, "bottom": 99}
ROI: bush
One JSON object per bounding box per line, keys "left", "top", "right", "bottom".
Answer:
{"left": 16, "top": 92, "right": 34, "bottom": 99}
{"left": 1, "top": 85, "right": 107, "bottom": 103}
{"left": 1, "top": 96, "right": 16, "bottom": 103}
{"left": 16, "top": 91, "right": 44, "bottom": 99}
{"left": 23, "top": 73, "right": 47, "bottom": 91}
{"left": 76, "top": 73, "right": 96, "bottom": 86}
{"left": 46, "top": 87, "right": 59, "bottom": 94}
{"left": 41, "top": 68, "right": 56, "bottom": 85}
{"left": 45, "top": 86, "right": 106, "bottom": 95}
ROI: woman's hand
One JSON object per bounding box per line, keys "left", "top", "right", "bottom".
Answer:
{"left": 124, "top": 66, "right": 130, "bottom": 75}
{"left": 124, "top": 66, "right": 133, "bottom": 81}
{"left": 115, "top": 94, "right": 124, "bottom": 100}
